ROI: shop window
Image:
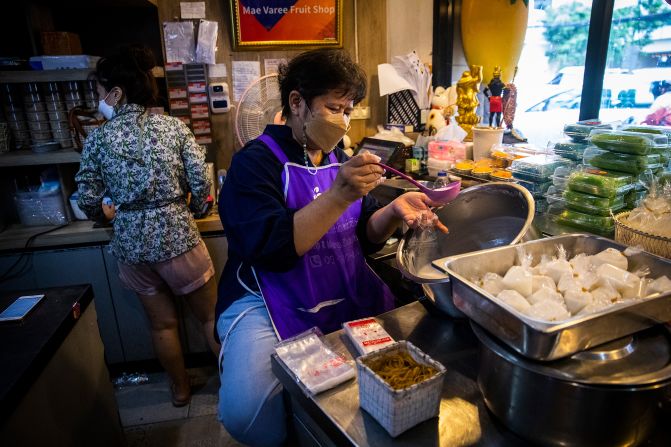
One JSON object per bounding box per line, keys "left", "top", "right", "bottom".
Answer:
{"left": 599, "top": 0, "right": 671, "bottom": 128}
{"left": 514, "top": 0, "right": 594, "bottom": 146}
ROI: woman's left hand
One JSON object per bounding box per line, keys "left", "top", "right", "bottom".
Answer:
{"left": 390, "top": 192, "right": 449, "bottom": 233}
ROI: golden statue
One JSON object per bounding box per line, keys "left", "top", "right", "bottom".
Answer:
{"left": 455, "top": 64, "right": 483, "bottom": 141}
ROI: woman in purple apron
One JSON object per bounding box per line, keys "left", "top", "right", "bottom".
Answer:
{"left": 216, "top": 49, "right": 447, "bottom": 447}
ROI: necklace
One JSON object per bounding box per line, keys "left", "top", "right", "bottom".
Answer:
{"left": 303, "top": 142, "right": 317, "bottom": 175}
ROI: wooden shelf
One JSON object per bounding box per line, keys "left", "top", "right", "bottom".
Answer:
{"left": 0, "top": 66, "right": 164, "bottom": 83}
{"left": 0, "top": 149, "right": 81, "bottom": 167}
{"left": 0, "top": 69, "right": 92, "bottom": 83}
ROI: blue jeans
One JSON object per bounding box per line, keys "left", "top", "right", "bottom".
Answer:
{"left": 217, "top": 293, "right": 286, "bottom": 447}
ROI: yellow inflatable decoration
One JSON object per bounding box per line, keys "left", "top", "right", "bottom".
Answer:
{"left": 461, "top": 0, "right": 529, "bottom": 84}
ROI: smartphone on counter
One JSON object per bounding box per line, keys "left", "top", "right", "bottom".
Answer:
{"left": 0, "top": 294, "right": 45, "bottom": 322}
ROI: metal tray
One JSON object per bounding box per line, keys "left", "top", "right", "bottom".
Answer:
{"left": 435, "top": 234, "right": 671, "bottom": 361}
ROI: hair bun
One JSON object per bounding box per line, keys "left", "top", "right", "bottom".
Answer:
{"left": 126, "top": 45, "right": 156, "bottom": 72}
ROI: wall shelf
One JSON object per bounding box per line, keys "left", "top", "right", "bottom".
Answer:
{"left": 0, "top": 66, "right": 164, "bottom": 83}
{"left": 0, "top": 148, "right": 81, "bottom": 167}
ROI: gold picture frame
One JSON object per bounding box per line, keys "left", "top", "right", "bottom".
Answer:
{"left": 229, "top": 0, "right": 343, "bottom": 50}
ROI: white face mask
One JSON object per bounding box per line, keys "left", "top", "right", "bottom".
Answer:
{"left": 98, "top": 91, "right": 116, "bottom": 120}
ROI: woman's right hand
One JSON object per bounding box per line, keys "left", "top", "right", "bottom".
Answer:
{"left": 329, "top": 152, "right": 386, "bottom": 204}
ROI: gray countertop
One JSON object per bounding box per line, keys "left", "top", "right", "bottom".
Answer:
{"left": 0, "top": 213, "right": 224, "bottom": 252}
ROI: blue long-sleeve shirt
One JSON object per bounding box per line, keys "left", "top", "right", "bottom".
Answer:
{"left": 215, "top": 125, "right": 385, "bottom": 322}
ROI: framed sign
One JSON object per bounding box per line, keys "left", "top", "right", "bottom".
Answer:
{"left": 230, "top": 0, "right": 342, "bottom": 50}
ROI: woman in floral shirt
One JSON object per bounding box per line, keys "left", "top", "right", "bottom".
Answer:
{"left": 76, "top": 46, "right": 219, "bottom": 406}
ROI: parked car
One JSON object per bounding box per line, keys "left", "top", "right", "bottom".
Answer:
{"left": 516, "top": 89, "right": 647, "bottom": 147}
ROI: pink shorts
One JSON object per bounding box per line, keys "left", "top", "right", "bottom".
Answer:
{"left": 117, "top": 240, "right": 215, "bottom": 296}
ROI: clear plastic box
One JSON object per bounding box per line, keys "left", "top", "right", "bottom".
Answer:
{"left": 563, "top": 120, "right": 612, "bottom": 142}
{"left": 546, "top": 187, "right": 626, "bottom": 216}
{"left": 516, "top": 178, "right": 552, "bottom": 197}
{"left": 620, "top": 124, "right": 671, "bottom": 139}
{"left": 589, "top": 129, "right": 667, "bottom": 155}
{"left": 547, "top": 203, "right": 614, "bottom": 237}
{"left": 583, "top": 147, "right": 662, "bottom": 175}
{"left": 553, "top": 140, "right": 590, "bottom": 161}
{"left": 566, "top": 168, "right": 634, "bottom": 198}
{"left": 14, "top": 188, "right": 68, "bottom": 226}
{"left": 510, "top": 154, "right": 573, "bottom": 182}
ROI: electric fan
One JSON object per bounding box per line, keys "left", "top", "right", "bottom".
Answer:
{"left": 235, "top": 74, "right": 284, "bottom": 146}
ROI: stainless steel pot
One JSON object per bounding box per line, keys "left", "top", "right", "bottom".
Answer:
{"left": 396, "top": 182, "right": 537, "bottom": 316}
{"left": 474, "top": 323, "right": 671, "bottom": 446}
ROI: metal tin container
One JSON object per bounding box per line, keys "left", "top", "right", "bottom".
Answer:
{"left": 440, "top": 234, "right": 671, "bottom": 360}
{"left": 396, "top": 182, "right": 537, "bottom": 316}
{"left": 474, "top": 322, "right": 671, "bottom": 446}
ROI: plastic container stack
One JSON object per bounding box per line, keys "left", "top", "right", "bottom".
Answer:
{"left": 24, "top": 82, "right": 54, "bottom": 149}
{"left": 619, "top": 124, "right": 671, "bottom": 177}
{"left": 553, "top": 120, "right": 613, "bottom": 162}
{"left": 510, "top": 154, "right": 573, "bottom": 214}
{"left": 1, "top": 84, "right": 30, "bottom": 149}
{"left": 42, "top": 82, "right": 72, "bottom": 148}
{"left": 546, "top": 165, "right": 636, "bottom": 237}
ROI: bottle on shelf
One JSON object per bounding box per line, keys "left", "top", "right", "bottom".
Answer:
{"left": 433, "top": 170, "right": 450, "bottom": 189}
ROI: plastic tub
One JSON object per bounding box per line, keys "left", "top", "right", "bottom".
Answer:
{"left": 45, "top": 100, "right": 65, "bottom": 111}
{"left": 47, "top": 110, "right": 68, "bottom": 121}
{"left": 43, "top": 92, "right": 63, "bottom": 102}
{"left": 589, "top": 129, "right": 667, "bottom": 155}
{"left": 553, "top": 141, "right": 590, "bottom": 161}
{"left": 510, "top": 154, "right": 573, "bottom": 182}
{"left": 24, "top": 110, "right": 48, "bottom": 122}
{"left": 49, "top": 120, "right": 70, "bottom": 132}
{"left": 516, "top": 178, "right": 552, "bottom": 197}
{"left": 8, "top": 120, "right": 27, "bottom": 131}
{"left": 583, "top": 147, "right": 662, "bottom": 174}
{"left": 41, "top": 82, "right": 60, "bottom": 93}
{"left": 566, "top": 168, "right": 634, "bottom": 198}
{"left": 24, "top": 101, "right": 46, "bottom": 112}
{"left": 563, "top": 120, "right": 612, "bottom": 142}
{"left": 56, "top": 137, "right": 73, "bottom": 148}
{"left": 28, "top": 120, "right": 51, "bottom": 132}
{"left": 14, "top": 188, "right": 68, "bottom": 226}
{"left": 51, "top": 128, "right": 72, "bottom": 140}
{"left": 30, "top": 130, "right": 53, "bottom": 142}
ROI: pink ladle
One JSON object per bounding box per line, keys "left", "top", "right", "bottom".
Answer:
{"left": 374, "top": 162, "right": 461, "bottom": 204}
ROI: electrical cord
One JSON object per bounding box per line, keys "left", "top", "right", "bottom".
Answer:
{"left": 0, "top": 224, "right": 68, "bottom": 283}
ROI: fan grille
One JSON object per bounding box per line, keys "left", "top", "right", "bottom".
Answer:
{"left": 235, "top": 74, "right": 283, "bottom": 146}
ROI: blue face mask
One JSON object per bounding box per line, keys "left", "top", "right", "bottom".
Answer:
{"left": 98, "top": 91, "right": 116, "bottom": 120}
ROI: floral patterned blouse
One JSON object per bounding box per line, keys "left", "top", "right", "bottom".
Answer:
{"left": 75, "top": 103, "right": 210, "bottom": 265}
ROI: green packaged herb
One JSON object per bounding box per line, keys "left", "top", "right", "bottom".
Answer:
{"left": 583, "top": 147, "right": 662, "bottom": 175}
{"left": 563, "top": 120, "right": 611, "bottom": 143}
{"left": 553, "top": 141, "right": 589, "bottom": 161}
{"left": 624, "top": 189, "right": 646, "bottom": 208}
{"left": 567, "top": 169, "right": 634, "bottom": 198}
{"left": 589, "top": 129, "right": 667, "bottom": 155}
{"left": 553, "top": 207, "right": 615, "bottom": 237}
{"left": 562, "top": 189, "right": 625, "bottom": 216}
{"left": 621, "top": 125, "right": 671, "bottom": 139}
{"left": 510, "top": 155, "right": 573, "bottom": 182}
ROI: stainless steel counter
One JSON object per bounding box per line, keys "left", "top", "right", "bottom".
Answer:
{"left": 271, "top": 299, "right": 530, "bottom": 446}
{"left": 272, "top": 299, "right": 671, "bottom": 446}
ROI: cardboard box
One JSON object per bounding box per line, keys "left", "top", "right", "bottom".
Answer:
{"left": 41, "top": 32, "right": 82, "bottom": 55}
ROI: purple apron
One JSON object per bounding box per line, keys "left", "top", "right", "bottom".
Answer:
{"left": 250, "top": 134, "right": 395, "bottom": 340}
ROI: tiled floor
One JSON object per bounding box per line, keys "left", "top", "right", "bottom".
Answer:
{"left": 114, "top": 367, "right": 245, "bottom": 447}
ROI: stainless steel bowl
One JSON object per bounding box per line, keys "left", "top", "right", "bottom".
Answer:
{"left": 396, "top": 182, "right": 537, "bottom": 316}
